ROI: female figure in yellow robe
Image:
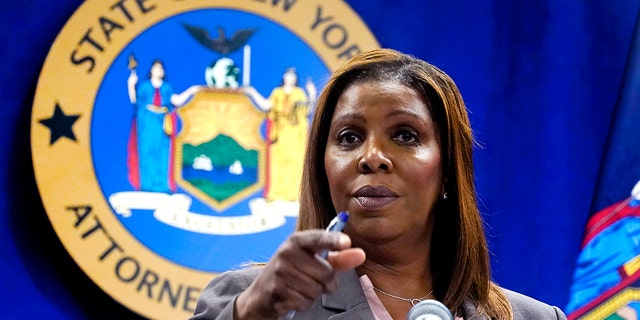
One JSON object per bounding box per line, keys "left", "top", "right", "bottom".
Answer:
{"left": 244, "top": 68, "right": 316, "bottom": 202}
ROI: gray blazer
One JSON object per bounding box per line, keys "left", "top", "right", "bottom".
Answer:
{"left": 191, "top": 267, "right": 567, "bottom": 319}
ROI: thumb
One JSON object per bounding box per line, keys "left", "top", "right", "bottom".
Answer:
{"left": 326, "top": 248, "right": 366, "bottom": 271}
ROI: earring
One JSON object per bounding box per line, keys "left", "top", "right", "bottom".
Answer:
{"left": 442, "top": 192, "right": 448, "bottom": 200}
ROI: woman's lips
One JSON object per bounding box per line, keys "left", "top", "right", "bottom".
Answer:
{"left": 353, "top": 185, "right": 398, "bottom": 209}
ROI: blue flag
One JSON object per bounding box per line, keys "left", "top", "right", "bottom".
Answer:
{"left": 566, "top": 11, "right": 640, "bottom": 320}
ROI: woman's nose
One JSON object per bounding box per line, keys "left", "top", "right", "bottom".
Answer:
{"left": 358, "top": 137, "right": 393, "bottom": 173}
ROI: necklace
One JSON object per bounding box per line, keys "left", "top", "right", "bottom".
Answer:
{"left": 373, "top": 286, "right": 433, "bottom": 306}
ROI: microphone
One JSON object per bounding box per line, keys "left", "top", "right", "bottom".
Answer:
{"left": 406, "top": 299, "right": 453, "bottom": 320}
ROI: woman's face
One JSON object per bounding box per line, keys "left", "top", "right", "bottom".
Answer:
{"left": 324, "top": 80, "right": 442, "bottom": 243}
{"left": 283, "top": 71, "right": 297, "bottom": 86}
{"left": 150, "top": 62, "right": 165, "bottom": 79}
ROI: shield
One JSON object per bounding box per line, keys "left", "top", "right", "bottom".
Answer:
{"left": 177, "top": 89, "right": 266, "bottom": 211}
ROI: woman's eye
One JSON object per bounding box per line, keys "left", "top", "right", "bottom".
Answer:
{"left": 394, "top": 130, "right": 419, "bottom": 144}
{"left": 337, "top": 131, "right": 361, "bottom": 145}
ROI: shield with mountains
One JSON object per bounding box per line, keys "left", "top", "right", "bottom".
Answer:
{"left": 177, "top": 89, "right": 266, "bottom": 211}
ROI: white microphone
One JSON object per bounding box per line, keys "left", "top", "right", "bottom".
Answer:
{"left": 406, "top": 299, "right": 453, "bottom": 320}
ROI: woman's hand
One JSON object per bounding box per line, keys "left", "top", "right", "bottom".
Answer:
{"left": 127, "top": 70, "right": 138, "bottom": 87}
{"left": 127, "top": 70, "right": 138, "bottom": 104}
{"left": 242, "top": 86, "right": 271, "bottom": 112}
{"left": 234, "top": 230, "right": 365, "bottom": 319}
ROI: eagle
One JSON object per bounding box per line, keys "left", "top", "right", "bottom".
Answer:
{"left": 182, "top": 23, "right": 257, "bottom": 55}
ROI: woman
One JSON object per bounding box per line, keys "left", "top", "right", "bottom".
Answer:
{"left": 127, "top": 59, "right": 201, "bottom": 193}
{"left": 192, "top": 49, "right": 566, "bottom": 319}
{"left": 243, "top": 68, "right": 316, "bottom": 202}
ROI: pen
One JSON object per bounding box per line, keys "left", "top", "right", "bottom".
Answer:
{"left": 286, "top": 211, "right": 349, "bottom": 319}
{"left": 319, "top": 211, "right": 350, "bottom": 258}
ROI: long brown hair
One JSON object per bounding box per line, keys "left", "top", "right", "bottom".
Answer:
{"left": 297, "top": 48, "right": 512, "bottom": 318}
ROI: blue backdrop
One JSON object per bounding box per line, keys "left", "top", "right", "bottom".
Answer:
{"left": 1, "top": 1, "right": 639, "bottom": 318}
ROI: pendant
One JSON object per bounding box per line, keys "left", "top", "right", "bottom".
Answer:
{"left": 410, "top": 298, "right": 422, "bottom": 306}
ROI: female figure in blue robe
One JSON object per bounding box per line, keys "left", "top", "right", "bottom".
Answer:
{"left": 127, "top": 60, "right": 201, "bottom": 193}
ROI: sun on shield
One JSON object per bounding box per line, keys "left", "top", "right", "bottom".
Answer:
{"left": 176, "top": 89, "right": 265, "bottom": 211}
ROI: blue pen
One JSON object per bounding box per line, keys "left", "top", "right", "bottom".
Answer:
{"left": 319, "top": 211, "right": 350, "bottom": 259}
{"left": 286, "top": 211, "right": 349, "bottom": 319}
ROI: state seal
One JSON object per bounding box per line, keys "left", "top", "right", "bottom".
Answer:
{"left": 30, "top": 0, "right": 379, "bottom": 318}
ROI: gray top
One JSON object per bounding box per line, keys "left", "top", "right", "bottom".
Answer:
{"left": 191, "top": 267, "right": 567, "bottom": 320}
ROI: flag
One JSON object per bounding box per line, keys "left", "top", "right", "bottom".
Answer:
{"left": 566, "top": 10, "right": 640, "bottom": 320}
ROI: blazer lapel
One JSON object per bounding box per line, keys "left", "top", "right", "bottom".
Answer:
{"left": 322, "top": 270, "right": 376, "bottom": 320}
{"left": 328, "top": 303, "right": 377, "bottom": 320}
